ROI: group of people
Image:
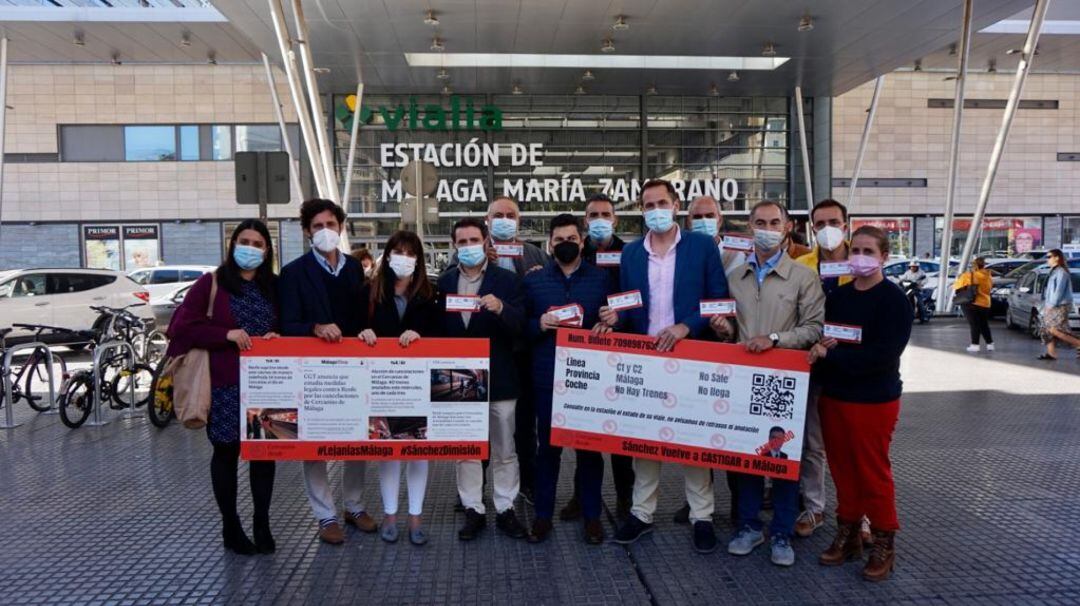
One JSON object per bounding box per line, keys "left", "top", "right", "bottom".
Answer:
{"left": 167, "top": 180, "right": 913, "bottom": 582}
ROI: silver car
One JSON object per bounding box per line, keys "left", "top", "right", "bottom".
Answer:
{"left": 1005, "top": 267, "right": 1080, "bottom": 339}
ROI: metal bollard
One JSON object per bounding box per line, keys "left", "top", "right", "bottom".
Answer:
{"left": 2, "top": 342, "right": 58, "bottom": 429}
{"left": 86, "top": 340, "right": 138, "bottom": 427}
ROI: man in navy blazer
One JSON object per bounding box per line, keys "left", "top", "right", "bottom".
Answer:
{"left": 603, "top": 179, "right": 729, "bottom": 555}
{"left": 438, "top": 217, "right": 529, "bottom": 542}
{"left": 278, "top": 199, "right": 374, "bottom": 545}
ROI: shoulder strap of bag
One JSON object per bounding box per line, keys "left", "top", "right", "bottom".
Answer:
{"left": 207, "top": 272, "right": 218, "bottom": 320}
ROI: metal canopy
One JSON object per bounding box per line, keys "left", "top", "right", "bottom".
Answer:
{"left": 211, "top": 0, "right": 1036, "bottom": 95}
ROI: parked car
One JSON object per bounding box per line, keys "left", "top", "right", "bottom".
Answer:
{"left": 0, "top": 268, "right": 152, "bottom": 341}
{"left": 883, "top": 259, "right": 953, "bottom": 282}
{"left": 150, "top": 283, "right": 192, "bottom": 329}
{"left": 1005, "top": 267, "right": 1080, "bottom": 338}
{"left": 128, "top": 265, "right": 213, "bottom": 300}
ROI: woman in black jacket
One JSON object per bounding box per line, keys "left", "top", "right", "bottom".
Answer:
{"left": 358, "top": 230, "right": 441, "bottom": 546}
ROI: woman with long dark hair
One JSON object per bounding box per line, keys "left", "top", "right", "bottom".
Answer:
{"left": 1039, "top": 249, "right": 1080, "bottom": 360}
{"left": 358, "top": 230, "right": 441, "bottom": 546}
{"left": 166, "top": 219, "right": 279, "bottom": 555}
{"left": 954, "top": 256, "right": 994, "bottom": 353}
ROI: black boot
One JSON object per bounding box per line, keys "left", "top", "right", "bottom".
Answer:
{"left": 223, "top": 516, "right": 258, "bottom": 555}
{"left": 250, "top": 460, "right": 276, "bottom": 554}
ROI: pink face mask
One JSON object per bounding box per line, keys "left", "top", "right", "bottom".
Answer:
{"left": 849, "top": 254, "right": 883, "bottom": 277}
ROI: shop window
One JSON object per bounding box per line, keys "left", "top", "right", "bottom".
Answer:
{"left": 851, "top": 217, "right": 913, "bottom": 258}
{"left": 934, "top": 217, "right": 1042, "bottom": 257}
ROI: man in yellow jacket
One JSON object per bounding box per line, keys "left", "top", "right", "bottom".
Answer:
{"left": 791, "top": 199, "right": 855, "bottom": 540}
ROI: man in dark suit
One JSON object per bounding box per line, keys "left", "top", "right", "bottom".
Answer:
{"left": 278, "top": 198, "right": 375, "bottom": 545}
{"left": 765, "top": 427, "right": 790, "bottom": 459}
{"left": 438, "top": 217, "right": 529, "bottom": 541}
{"left": 603, "top": 178, "right": 729, "bottom": 554}
{"left": 559, "top": 193, "right": 634, "bottom": 523}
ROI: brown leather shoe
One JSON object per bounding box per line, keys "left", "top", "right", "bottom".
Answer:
{"left": 318, "top": 522, "right": 345, "bottom": 545}
{"left": 863, "top": 530, "right": 896, "bottom": 582}
{"left": 527, "top": 518, "right": 553, "bottom": 544}
{"left": 794, "top": 511, "right": 825, "bottom": 538}
{"left": 584, "top": 519, "right": 604, "bottom": 545}
{"left": 345, "top": 511, "right": 377, "bottom": 533}
{"left": 819, "top": 518, "right": 863, "bottom": 566}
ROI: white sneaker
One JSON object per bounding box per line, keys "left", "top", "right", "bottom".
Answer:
{"left": 986, "top": 344, "right": 995, "bottom": 352}
{"left": 966, "top": 345, "right": 980, "bottom": 353}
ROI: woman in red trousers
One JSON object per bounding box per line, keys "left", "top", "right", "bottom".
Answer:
{"left": 807, "top": 225, "right": 912, "bottom": 582}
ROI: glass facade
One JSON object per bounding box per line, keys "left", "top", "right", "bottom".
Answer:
{"left": 333, "top": 94, "right": 808, "bottom": 245}
{"left": 934, "top": 216, "right": 1043, "bottom": 257}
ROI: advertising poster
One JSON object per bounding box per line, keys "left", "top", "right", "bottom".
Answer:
{"left": 83, "top": 226, "right": 121, "bottom": 271}
{"left": 550, "top": 329, "right": 810, "bottom": 481}
{"left": 240, "top": 337, "right": 489, "bottom": 461}
{"left": 122, "top": 225, "right": 160, "bottom": 269}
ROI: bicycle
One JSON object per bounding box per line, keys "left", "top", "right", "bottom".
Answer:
{"left": 147, "top": 357, "right": 174, "bottom": 428}
{"left": 91, "top": 304, "right": 169, "bottom": 366}
{"left": 0, "top": 324, "right": 72, "bottom": 413}
{"left": 59, "top": 325, "right": 157, "bottom": 429}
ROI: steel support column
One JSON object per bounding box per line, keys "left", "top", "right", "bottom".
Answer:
{"left": 267, "top": 0, "right": 327, "bottom": 198}
{"left": 956, "top": 0, "right": 1050, "bottom": 276}
{"left": 261, "top": 53, "right": 305, "bottom": 208}
{"left": 289, "top": 0, "right": 338, "bottom": 204}
{"left": 936, "top": 0, "right": 974, "bottom": 313}
{"left": 845, "top": 76, "right": 884, "bottom": 207}
{"left": 794, "top": 86, "right": 814, "bottom": 208}
{"left": 341, "top": 83, "right": 364, "bottom": 209}
{"left": 0, "top": 39, "right": 9, "bottom": 252}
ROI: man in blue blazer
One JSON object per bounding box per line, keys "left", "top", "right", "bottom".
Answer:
{"left": 437, "top": 217, "right": 529, "bottom": 542}
{"left": 602, "top": 179, "right": 729, "bottom": 554}
{"left": 278, "top": 199, "right": 374, "bottom": 545}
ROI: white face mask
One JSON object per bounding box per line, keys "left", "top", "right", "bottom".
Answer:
{"left": 815, "top": 226, "right": 846, "bottom": 252}
{"left": 388, "top": 253, "right": 416, "bottom": 278}
{"left": 311, "top": 228, "right": 340, "bottom": 253}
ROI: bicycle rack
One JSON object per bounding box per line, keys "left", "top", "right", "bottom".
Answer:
{"left": 86, "top": 340, "right": 138, "bottom": 427}
{"left": 2, "top": 342, "right": 59, "bottom": 429}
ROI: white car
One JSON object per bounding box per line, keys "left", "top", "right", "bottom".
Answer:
{"left": 150, "top": 282, "right": 193, "bottom": 329}
{"left": 0, "top": 268, "right": 153, "bottom": 339}
{"left": 128, "top": 265, "right": 214, "bottom": 300}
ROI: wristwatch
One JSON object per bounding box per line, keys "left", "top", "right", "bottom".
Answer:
{"left": 769, "top": 333, "right": 780, "bottom": 347}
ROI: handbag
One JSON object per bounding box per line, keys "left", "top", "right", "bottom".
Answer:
{"left": 953, "top": 270, "right": 977, "bottom": 306}
{"left": 161, "top": 274, "right": 217, "bottom": 429}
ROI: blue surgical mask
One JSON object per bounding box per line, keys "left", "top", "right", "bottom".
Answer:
{"left": 490, "top": 218, "right": 518, "bottom": 241}
{"left": 644, "top": 208, "right": 675, "bottom": 233}
{"left": 457, "top": 244, "right": 486, "bottom": 268}
{"left": 588, "top": 219, "right": 614, "bottom": 242}
{"left": 691, "top": 218, "right": 719, "bottom": 237}
{"left": 233, "top": 244, "right": 264, "bottom": 270}
{"left": 753, "top": 229, "right": 785, "bottom": 251}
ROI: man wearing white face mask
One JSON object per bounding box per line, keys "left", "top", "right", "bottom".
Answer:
{"left": 712, "top": 200, "right": 824, "bottom": 567}
{"left": 279, "top": 199, "right": 375, "bottom": 544}
{"left": 687, "top": 195, "right": 746, "bottom": 276}
{"left": 603, "top": 179, "right": 728, "bottom": 555}
{"left": 793, "top": 199, "right": 854, "bottom": 539}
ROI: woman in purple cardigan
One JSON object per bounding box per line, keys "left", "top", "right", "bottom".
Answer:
{"left": 166, "top": 219, "right": 280, "bottom": 555}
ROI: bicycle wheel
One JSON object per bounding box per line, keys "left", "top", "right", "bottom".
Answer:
{"left": 147, "top": 369, "right": 174, "bottom": 428}
{"left": 109, "top": 363, "right": 155, "bottom": 409}
{"left": 59, "top": 372, "right": 95, "bottom": 429}
{"left": 24, "top": 350, "right": 68, "bottom": 412}
{"left": 142, "top": 331, "right": 169, "bottom": 366}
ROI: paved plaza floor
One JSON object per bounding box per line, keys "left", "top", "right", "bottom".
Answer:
{"left": 1, "top": 319, "right": 1078, "bottom": 605}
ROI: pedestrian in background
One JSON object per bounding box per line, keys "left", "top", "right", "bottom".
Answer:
{"left": 954, "top": 256, "right": 994, "bottom": 353}
{"left": 1039, "top": 249, "right": 1080, "bottom": 360}
{"left": 166, "top": 219, "right": 279, "bottom": 556}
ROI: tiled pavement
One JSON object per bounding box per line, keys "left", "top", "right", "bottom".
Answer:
{"left": 1, "top": 319, "right": 1079, "bottom": 605}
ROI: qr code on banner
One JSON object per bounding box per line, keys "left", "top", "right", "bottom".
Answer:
{"left": 749, "top": 373, "right": 797, "bottom": 419}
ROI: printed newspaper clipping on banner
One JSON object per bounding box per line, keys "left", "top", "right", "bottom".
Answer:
{"left": 550, "top": 328, "right": 810, "bottom": 480}
{"left": 239, "top": 337, "right": 489, "bottom": 461}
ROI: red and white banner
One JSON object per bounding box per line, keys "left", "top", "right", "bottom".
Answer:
{"left": 240, "top": 337, "right": 489, "bottom": 461}
{"left": 550, "top": 329, "right": 810, "bottom": 480}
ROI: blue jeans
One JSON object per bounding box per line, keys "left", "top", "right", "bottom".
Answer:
{"left": 534, "top": 389, "right": 604, "bottom": 521}
{"left": 737, "top": 473, "right": 799, "bottom": 538}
